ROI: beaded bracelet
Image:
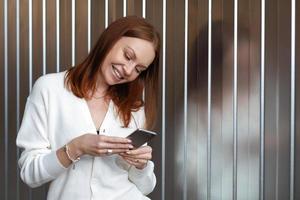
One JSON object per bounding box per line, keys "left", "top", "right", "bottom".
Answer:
{"left": 64, "top": 144, "right": 80, "bottom": 163}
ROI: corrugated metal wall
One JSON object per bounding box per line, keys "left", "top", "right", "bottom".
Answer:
{"left": 0, "top": 0, "right": 299, "bottom": 200}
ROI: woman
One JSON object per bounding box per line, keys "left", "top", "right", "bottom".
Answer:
{"left": 16, "top": 16, "right": 160, "bottom": 200}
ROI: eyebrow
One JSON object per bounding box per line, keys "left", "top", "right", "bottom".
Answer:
{"left": 125, "top": 46, "right": 147, "bottom": 69}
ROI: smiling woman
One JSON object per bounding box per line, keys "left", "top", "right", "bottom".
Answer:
{"left": 16, "top": 16, "right": 160, "bottom": 200}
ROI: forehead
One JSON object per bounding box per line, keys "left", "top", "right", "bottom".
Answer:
{"left": 114, "top": 37, "right": 156, "bottom": 66}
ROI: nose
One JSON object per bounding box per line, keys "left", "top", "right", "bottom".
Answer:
{"left": 123, "top": 62, "right": 135, "bottom": 77}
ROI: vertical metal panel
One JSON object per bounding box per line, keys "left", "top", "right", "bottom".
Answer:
{"left": 91, "top": 0, "right": 105, "bottom": 48}
{"left": 165, "top": 1, "right": 185, "bottom": 200}
{"left": 0, "top": 1, "right": 4, "bottom": 199}
{"left": 46, "top": 0, "right": 57, "bottom": 74}
{"left": 108, "top": 0, "right": 123, "bottom": 25}
{"left": 237, "top": 0, "right": 261, "bottom": 200}
{"left": 31, "top": 1, "right": 48, "bottom": 198}
{"left": 59, "top": 0, "right": 72, "bottom": 71}
{"left": 7, "top": 0, "right": 18, "bottom": 199}
{"left": 265, "top": 0, "right": 291, "bottom": 199}
{"left": 295, "top": 0, "right": 299, "bottom": 197}
{"left": 3, "top": 0, "right": 8, "bottom": 199}
{"left": 0, "top": 1, "right": 299, "bottom": 199}
{"left": 19, "top": 0, "right": 30, "bottom": 196}
{"left": 75, "top": 0, "right": 88, "bottom": 65}
{"left": 16, "top": 0, "right": 20, "bottom": 199}
{"left": 127, "top": 0, "right": 142, "bottom": 17}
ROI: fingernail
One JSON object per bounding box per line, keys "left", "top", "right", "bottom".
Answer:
{"left": 127, "top": 139, "right": 132, "bottom": 143}
{"left": 129, "top": 145, "right": 134, "bottom": 149}
{"left": 126, "top": 151, "right": 131, "bottom": 154}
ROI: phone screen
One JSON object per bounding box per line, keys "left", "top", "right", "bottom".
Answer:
{"left": 126, "top": 129, "right": 157, "bottom": 148}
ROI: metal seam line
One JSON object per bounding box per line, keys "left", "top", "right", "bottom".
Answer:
{"left": 105, "top": 0, "right": 108, "bottom": 28}
{"left": 29, "top": 0, "right": 33, "bottom": 198}
{"left": 260, "top": 0, "right": 265, "bottom": 199}
{"left": 16, "top": 0, "right": 20, "bottom": 199}
{"left": 29, "top": 0, "right": 32, "bottom": 90}
{"left": 72, "top": 0, "right": 75, "bottom": 66}
{"left": 233, "top": 0, "right": 238, "bottom": 199}
{"left": 123, "top": 0, "right": 126, "bottom": 17}
{"left": 142, "top": 0, "right": 146, "bottom": 18}
{"left": 208, "top": 0, "right": 212, "bottom": 198}
{"left": 290, "top": 0, "right": 296, "bottom": 199}
{"left": 88, "top": 0, "right": 91, "bottom": 52}
{"left": 56, "top": 0, "right": 60, "bottom": 72}
{"left": 162, "top": 0, "right": 166, "bottom": 199}
{"left": 183, "top": 0, "right": 188, "bottom": 199}
{"left": 43, "top": 0, "right": 46, "bottom": 75}
{"left": 4, "top": 0, "right": 8, "bottom": 199}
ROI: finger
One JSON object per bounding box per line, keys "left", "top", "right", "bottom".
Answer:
{"left": 120, "top": 153, "right": 152, "bottom": 160}
{"left": 98, "top": 142, "right": 133, "bottom": 149}
{"left": 125, "top": 146, "right": 152, "bottom": 155}
{"left": 99, "top": 135, "right": 132, "bottom": 144}
{"left": 122, "top": 156, "right": 148, "bottom": 164}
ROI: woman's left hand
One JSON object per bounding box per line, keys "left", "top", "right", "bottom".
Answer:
{"left": 120, "top": 146, "right": 152, "bottom": 170}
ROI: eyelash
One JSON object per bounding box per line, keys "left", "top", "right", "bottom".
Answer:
{"left": 124, "top": 52, "right": 141, "bottom": 74}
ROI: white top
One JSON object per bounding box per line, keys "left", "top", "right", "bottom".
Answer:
{"left": 16, "top": 71, "right": 156, "bottom": 200}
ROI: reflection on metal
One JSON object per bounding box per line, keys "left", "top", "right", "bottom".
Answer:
{"left": 208, "top": 0, "right": 212, "bottom": 199}
{"left": 142, "top": 0, "right": 146, "bottom": 18}
{"left": 290, "top": 0, "right": 296, "bottom": 199}
{"left": 233, "top": 0, "right": 238, "bottom": 199}
{"left": 43, "top": 0, "right": 46, "bottom": 75}
{"left": 16, "top": 0, "right": 21, "bottom": 198}
{"left": 56, "top": 0, "right": 60, "bottom": 71}
{"left": 88, "top": 0, "right": 91, "bottom": 52}
{"left": 162, "top": 0, "right": 166, "bottom": 200}
{"left": 72, "top": 0, "right": 75, "bottom": 66}
{"left": 1, "top": 0, "right": 299, "bottom": 199}
{"left": 183, "top": 0, "right": 188, "bottom": 199}
{"left": 123, "top": 0, "right": 126, "bottom": 17}
{"left": 4, "top": 0, "right": 8, "bottom": 199}
{"left": 105, "top": 0, "right": 108, "bottom": 28}
{"left": 29, "top": 0, "right": 32, "bottom": 90}
{"left": 260, "top": 0, "right": 265, "bottom": 199}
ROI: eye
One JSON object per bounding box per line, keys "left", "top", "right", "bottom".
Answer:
{"left": 135, "top": 67, "right": 141, "bottom": 74}
{"left": 124, "top": 52, "right": 131, "bottom": 61}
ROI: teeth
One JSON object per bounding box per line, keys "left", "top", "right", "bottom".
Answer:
{"left": 112, "top": 65, "right": 123, "bottom": 79}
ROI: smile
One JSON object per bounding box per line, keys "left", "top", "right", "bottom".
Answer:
{"left": 112, "top": 65, "right": 124, "bottom": 80}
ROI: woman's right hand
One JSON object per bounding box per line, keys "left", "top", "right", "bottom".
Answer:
{"left": 68, "top": 133, "right": 133, "bottom": 157}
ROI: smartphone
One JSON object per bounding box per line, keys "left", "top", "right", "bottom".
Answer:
{"left": 126, "top": 128, "right": 157, "bottom": 148}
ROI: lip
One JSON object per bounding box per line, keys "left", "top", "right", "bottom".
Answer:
{"left": 112, "top": 65, "right": 124, "bottom": 80}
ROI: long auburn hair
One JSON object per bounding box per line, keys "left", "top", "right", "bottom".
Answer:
{"left": 65, "top": 16, "right": 160, "bottom": 129}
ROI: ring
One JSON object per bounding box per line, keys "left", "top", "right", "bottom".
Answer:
{"left": 107, "top": 149, "right": 113, "bottom": 155}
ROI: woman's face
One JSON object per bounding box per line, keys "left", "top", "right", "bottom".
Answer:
{"left": 100, "top": 36, "right": 155, "bottom": 86}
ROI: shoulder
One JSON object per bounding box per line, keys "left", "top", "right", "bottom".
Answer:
{"left": 28, "top": 71, "right": 67, "bottom": 103}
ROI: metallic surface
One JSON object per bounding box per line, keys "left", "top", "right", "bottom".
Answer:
{"left": 0, "top": 0, "right": 299, "bottom": 199}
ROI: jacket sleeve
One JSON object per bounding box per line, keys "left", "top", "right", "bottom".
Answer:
{"left": 128, "top": 161, "right": 156, "bottom": 195}
{"left": 127, "top": 108, "right": 157, "bottom": 195}
{"left": 16, "top": 77, "right": 67, "bottom": 188}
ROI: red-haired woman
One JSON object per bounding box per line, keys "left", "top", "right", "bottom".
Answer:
{"left": 16, "top": 16, "right": 160, "bottom": 200}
